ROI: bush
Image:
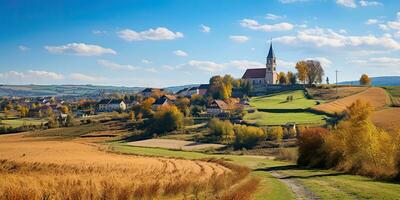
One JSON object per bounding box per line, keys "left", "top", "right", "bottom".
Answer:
{"left": 234, "top": 125, "right": 266, "bottom": 149}
{"left": 147, "top": 105, "right": 184, "bottom": 135}
{"left": 297, "top": 127, "right": 330, "bottom": 167}
{"left": 208, "top": 118, "right": 234, "bottom": 144}
{"left": 267, "top": 127, "right": 283, "bottom": 141}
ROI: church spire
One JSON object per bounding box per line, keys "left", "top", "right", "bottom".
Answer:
{"left": 267, "top": 41, "right": 275, "bottom": 59}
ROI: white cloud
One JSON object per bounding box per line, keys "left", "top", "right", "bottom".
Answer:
{"left": 240, "top": 19, "right": 294, "bottom": 32}
{"left": 359, "top": 0, "right": 383, "bottom": 7}
{"left": 229, "top": 35, "right": 250, "bottom": 43}
{"left": 45, "top": 43, "right": 116, "bottom": 56}
{"left": 97, "top": 60, "right": 139, "bottom": 71}
{"left": 229, "top": 60, "right": 264, "bottom": 70}
{"left": 145, "top": 68, "right": 158, "bottom": 73}
{"left": 200, "top": 24, "right": 211, "bottom": 33}
{"left": 365, "top": 19, "right": 379, "bottom": 25}
{"left": 92, "top": 30, "right": 107, "bottom": 35}
{"left": 305, "top": 57, "right": 332, "bottom": 68}
{"left": 141, "top": 59, "right": 152, "bottom": 64}
{"left": 336, "top": 0, "right": 357, "bottom": 8}
{"left": 187, "top": 60, "right": 225, "bottom": 73}
{"left": 70, "top": 73, "right": 99, "bottom": 82}
{"left": 0, "top": 70, "right": 64, "bottom": 84}
{"left": 173, "top": 50, "right": 188, "bottom": 57}
{"left": 265, "top": 13, "right": 286, "bottom": 20}
{"left": 18, "top": 45, "right": 29, "bottom": 51}
{"left": 349, "top": 56, "right": 400, "bottom": 68}
{"left": 274, "top": 27, "right": 400, "bottom": 50}
{"left": 117, "top": 27, "right": 183, "bottom": 41}
{"left": 379, "top": 24, "right": 390, "bottom": 31}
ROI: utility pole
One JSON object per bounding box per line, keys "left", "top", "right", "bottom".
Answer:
{"left": 335, "top": 70, "right": 340, "bottom": 94}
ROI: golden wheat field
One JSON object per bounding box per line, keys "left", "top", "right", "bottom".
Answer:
{"left": 0, "top": 134, "right": 252, "bottom": 200}
{"left": 312, "top": 87, "right": 391, "bottom": 115}
{"left": 371, "top": 108, "right": 400, "bottom": 131}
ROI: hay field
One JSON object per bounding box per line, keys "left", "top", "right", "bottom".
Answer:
{"left": 312, "top": 87, "right": 391, "bottom": 115}
{"left": 0, "top": 134, "right": 250, "bottom": 200}
{"left": 307, "top": 86, "right": 367, "bottom": 101}
{"left": 371, "top": 108, "right": 400, "bottom": 131}
{"left": 128, "top": 139, "right": 226, "bottom": 151}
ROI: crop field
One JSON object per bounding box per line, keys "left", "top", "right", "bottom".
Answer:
{"left": 243, "top": 111, "right": 326, "bottom": 126}
{"left": 0, "top": 118, "right": 46, "bottom": 128}
{"left": 382, "top": 86, "right": 400, "bottom": 106}
{"left": 244, "top": 90, "right": 327, "bottom": 126}
{"left": 307, "top": 86, "right": 367, "bottom": 101}
{"left": 128, "top": 138, "right": 226, "bottom": 151}
{"left": 250, "top": 90, "right": 320, "bottom": 110}
{"left": 0, "top": 134, "right": 252, "bottom": 200}
{"left": 312, "top": 87, "right": 391, "bottom": 115}
{"left": 371, "top": 108, "right": 400, "bottom": 131}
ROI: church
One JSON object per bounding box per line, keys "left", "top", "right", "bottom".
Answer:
{"left": 241, "top": 42, "right": 278, "bottom": 86}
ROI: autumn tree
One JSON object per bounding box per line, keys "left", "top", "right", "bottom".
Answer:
{"left": 287, "top": 71, "right": 297, "bottom": 85}
{"left": 60, "top": 106, "right": 69, "bottom": 114}
{"left": 295, "top": 61, "right": 308, "bottom": 84}
{"left": 360, "top": 74, "right": 371, "bottom": 86}
{"left": 208, "top": 118, "right": 235, "bottom": 144}
{"left": 20, "top": 106, "right": 29, "bottom": 118}
{"left": 209, "top": 75, "right": 231, "bottom": 100}
{"left": 148, "top": 105, "right": 184, "bottom": 134}
{"left": 234, "top": 124, "right": 267, "bottom": 149}
{"left": 305, "top": 60, "right": 324, "bottom": 86}
{"left": 129, "top": 111, "right": 136, "bottom": 122}
{"left": 176, "top": 97, "right": 190, "bottom": 116}
{"left": 278, "top": 72, "right": 288, "bottom": 85}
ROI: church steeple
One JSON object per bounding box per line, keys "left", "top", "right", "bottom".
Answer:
{"left": 266, "top": 41, "right": 276, "bottom": 72}
{"left": 267, "top": 42, "right": 275, "bottom": 59}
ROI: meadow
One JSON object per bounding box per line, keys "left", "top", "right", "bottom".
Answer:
{"left": 244, "top": 90, "right": 327, "bottom": 126}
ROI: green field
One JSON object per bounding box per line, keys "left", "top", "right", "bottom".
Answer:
{"left": 383, "top": 86, "right": 400, "bottom": 97}
{"left": 109, "top": 142, "right": 400, "bottom": 200}
{"left": 244, "top": 111, "right": 326, "bottom": 126}
{"left": 250, "top": 90, "right": 321, "bottom": 110}
{"left": 0, "top": 118, "right": 46, "bottom": 128}
{"left": 244, "top": 90, "right": 327, "bottom": 126}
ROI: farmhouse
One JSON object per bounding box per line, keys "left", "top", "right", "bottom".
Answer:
{"left": 141, "top": 88, "right": 164, "bottom": 98}
{"left": 152, "top": 95, "right": 175, "bottom": 110}
{"left": 242, "top": 42, "right": 278, "bottom": 86}
{"left": 98, "top": 99, "right": 127, "bottom": 112}
{"left": 206, "top": 100, "right": 230, "bottom": 116}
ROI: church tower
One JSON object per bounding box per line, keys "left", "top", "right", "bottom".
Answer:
{"left": 265, "top": 42, "right": 278, "bottom": 84}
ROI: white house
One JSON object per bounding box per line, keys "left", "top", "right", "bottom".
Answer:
{"left": 98, "top": 99, "right": 127, "bottom": 112}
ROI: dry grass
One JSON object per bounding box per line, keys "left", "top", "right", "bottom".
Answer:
{"left": 307, "top": 86, "right": 367, "bottom": 101}
{"left": 0, "top": 134, "right": 253, "bottom": 200}
{"left": 371, "top": 108, "right": 400, "bottom": 131}
{"left": 312, "top": 87, "right": 390, "bottom": 115}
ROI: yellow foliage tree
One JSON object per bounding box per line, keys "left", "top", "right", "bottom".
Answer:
{"left": 359, "top": 74, "right": 371, "bottom": 86}
{"left": 295, "top": 61, "right": 308, "bottom": 84}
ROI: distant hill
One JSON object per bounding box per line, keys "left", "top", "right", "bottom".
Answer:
{"left": 0, "top": 84, "right": 203, "bottom": 97}
{"left": 339, "top": 76, "right": 400, "bottom": 86}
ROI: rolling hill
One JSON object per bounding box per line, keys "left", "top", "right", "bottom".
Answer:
{"left": 339, "top": 76, "right": 400, "bottom": 86}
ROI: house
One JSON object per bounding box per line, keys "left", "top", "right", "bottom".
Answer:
{"left": 242, "top": 42, "right": 278, "bottom": 86}
{"left": 152, "top": 97, "right": 171, "bottom": 110}
{"left": 198, "top": 84, "right": 209, "bottom": 95}
{"left": 141, "top": 88, "right": 164, "bottom": 98}
{"left": 206, "top": 100, "right": 230, "bottom": 116}
{"left": 98, "top": 99, "right": 127, "bottom": 112}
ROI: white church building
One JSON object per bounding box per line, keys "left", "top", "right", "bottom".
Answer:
{"left": 241, "top": 42, "right": 279, "bottom": 86}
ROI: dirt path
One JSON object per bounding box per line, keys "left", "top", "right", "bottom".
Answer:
{"left": 269, "top": 171, "right": 319, "bottom": 200}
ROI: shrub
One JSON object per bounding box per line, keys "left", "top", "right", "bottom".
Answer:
{"left": 208, "top": 118, "right": 234, "bottom": 144}
{"left": 297, "top": 127, "right": 330, "bottom": 167}
{"left": 267, "top": 127, "right": 283, "bottom": 141}
{"left": 147, "top": 105, "right": 184, "bottom": 135}
{"left": 234, "top": 124, "right": 266, "bottom": 149}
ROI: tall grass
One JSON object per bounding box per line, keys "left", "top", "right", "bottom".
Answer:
{"left": 0, "top": 158, "right": 254, "bottom": 200}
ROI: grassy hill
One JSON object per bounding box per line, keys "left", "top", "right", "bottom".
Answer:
{"left": 244, "top": 90, "right": 328, "bottom": 126}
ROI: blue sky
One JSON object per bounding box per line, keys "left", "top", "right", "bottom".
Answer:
{"left": 1, "top": 0, "right": 400, "bottom": 87}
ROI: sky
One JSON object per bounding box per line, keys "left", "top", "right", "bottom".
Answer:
{"left": 1, "top": 0, "right": 400, "bottom": 87}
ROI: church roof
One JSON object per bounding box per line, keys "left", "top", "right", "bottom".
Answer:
{"left": 267, "top": 43, "right": 275, "bottom": 59}
{"left": 242, "top": 68, "right": 266, "bottom": 79}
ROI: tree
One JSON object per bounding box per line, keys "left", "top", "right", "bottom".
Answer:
{"left": 223, "top": 74, "right": 234, "bottom": 98}
{"left": 176, "top": 98, "right": 191, "bottom": 116}
{"left": 360, "top": 74, "right": 371, "bottom": 86}
{"left": 208, "top": 118, "right": 235, "bottom": 144}
{"left": 278, "top": 72, "right": 288, "bottom": 85}
{"left": 209, "top": 75, "right": 230, "bottom": 100}
{"left": 234, "top": 124, "right": 266, "bottom": 149}
{"left": 20, "top": 106, "right": 29, "bottom": 118}
{"left": 60, "top": 106, "right": 69, "bottom": 114}
{"left": 305, "top": 60, "right": 324, "bottom": 86}
{"left": 287, "top": 71, "right": 297, "bottom": 85}
{"left": 240, "top": 81, "right": 252, "bottom": 96}
{"left": 148, "top": 105, "right": 184, "bottom": 134}
{"left": 295, "top": 61, "right": 308, "bottom": 84}
{"left": 326, "top": 77, "right": 330, "bottom": 84}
